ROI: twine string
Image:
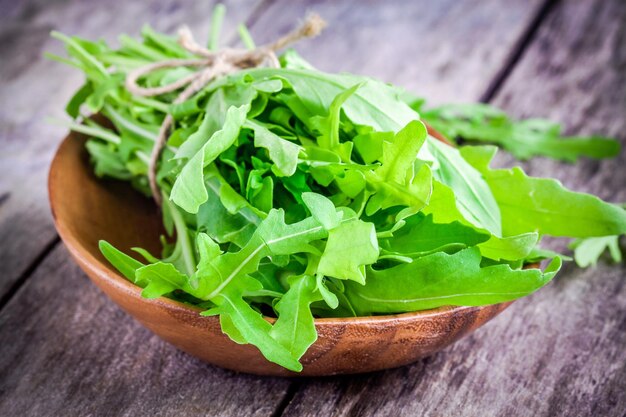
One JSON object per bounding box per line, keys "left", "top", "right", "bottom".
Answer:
{"left": 125, "top": 13, "right": 326, "bottom": 206}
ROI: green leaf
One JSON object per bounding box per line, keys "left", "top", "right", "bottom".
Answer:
{"left": 136, "top": 262, "right": 188, "bottom": 299}
{"left": 99, "top": 240, "right": 144, "bottom": 283}
{"left": 51, "top": 31, "right": 109, "bottom": 82}
{"left": 569, "top": 236, "right": 622, "bottom": 267}
{"left": 335, "top": 170, "right": 366, "bottom": 198}
{"left": 175, "top": 90, "right": 229, "bottom": 159}
{"left": 353, "top": 131, "right": 388, "bottom": 164}
{"left": 346, "top": 247, "right": 561, "bottom": 315}
{"left": 240, "top": 68, "right": 418, "bottom": 132}
{"left": 280, "top": 49, "right": 316, "bottom": 70}
{"left": 428, "top": 139, "right": 502, "bottom": 235}
{"left": 377, "top": 120, "right": 427, "bottom": 183}
{"left": 524, "top": 247, "right": 572, "bottom": 264}
{"left": 380, "top": 213, "right": 490, "bottom": 256}
{"left": 314, "top": 83, "right": 363, "bottom": 150}
{"left": 196, "top": 232, "right": 222, "bottom": 267}
{"left": 85, "top": 140, "right": 131, "bottom": 180}
{"left": 270, "top": 274, "right": 321, "bottom": 359}
{"left": 365, "top": 163, "right": 432, "bottom": 216}
{"left": 65, "top": 83, "right": 93, "bottom": 118}
{"left": 193, "top": 209, "right": 330, "bottom": 300}
{"left": 478, "top": 232, "right": 539, "bottom": 261}
{"left": 197, "top": 182, "right": 256, "bottom": 247}
{"left": 461, "top": 146, "right": 626, "bottom": 237}
{"left": 301, "top": 192, "right": 341, "bottom": 230}
{"left": 141, "top": 24, "right": 191, "bottom": 58}
{"left": 246, "top": 120, "right": 302, "bottom": 176}
{"left": 316, "top": 274, "right": 339, "bottom": 309}
{"left": 317, "top": 220, "right": 379, "bottom": 284}
{"left": 202, "top": 275, "right": 303, "bottom": 372}
{"left": 421, "top": 103, "right": 620, "bottom": 162}
{"left": 170, "top": 104, "right": 249, "bottom": 213}
{"left": 205, "top": 165, "right": 265, "bottom": 221}
{"left": 249, "top": 176, "right": 274, "bottom": 213}
{"left": 131, "top": 247, "right": 160, "bottom": 263}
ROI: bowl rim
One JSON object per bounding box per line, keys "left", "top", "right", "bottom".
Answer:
{"left": 48, "top": 128, "right": 525, "bottom": 328}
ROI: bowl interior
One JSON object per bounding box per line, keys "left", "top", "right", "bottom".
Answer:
{"left": 49, "top": 129, "right": 514, "bottom": 376}
{"left": 50, "top": 134, "right": 164, "bottom": 274}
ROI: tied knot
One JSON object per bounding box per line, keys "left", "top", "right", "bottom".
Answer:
{"left": 125, "top": 13, "right": 326, "bottom": 206}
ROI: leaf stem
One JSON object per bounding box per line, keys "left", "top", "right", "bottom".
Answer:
{"left": 164, "top": 195, "right": 197, "bottom": 276}
{"left": 209, "top": 4, "right": 227, "bottom": 51}
{"left": 238, "top": 24, "right": 256, "bottom": 50}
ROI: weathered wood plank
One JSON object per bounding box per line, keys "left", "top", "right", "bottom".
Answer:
{"left": 0, "top": 245, "right": 292, "bottom": 417}
{"left": 249, "top": 0, "right": 545, "bottom": 105}
{"left": 0, "top": 0, "right": 550, "bottom": 415}
{"left": 278, "top": 0, "right": 626, "bottom": 416}
{"left": 0, "top": 0, "right": 266, "bottom": 302}
{"left": 5, "top": 1, "right": 623, "bottom": 416}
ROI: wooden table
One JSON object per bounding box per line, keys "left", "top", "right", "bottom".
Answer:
{"left": 1, "top": 0, "right": 625, "bottom": 415}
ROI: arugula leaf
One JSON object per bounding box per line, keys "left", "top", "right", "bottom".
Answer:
{"left": 192, "top": 207, "right": 330, "bottom": 301}
{"left": 170, "top": 104, "right": 249, "bottom": 213}
{"left": 301, "top": 192, "right": 341, "bottom": 229}
{"left": 136, "top": 262, "right": 188, "bottom": 299}
{"left": 346, "top": 248, "right": 561, "bottom": 315}
{"left": 65, "top": 83, "right": 93, "bottom": 117}
{"left": 99, "top": 240, "right": 144, "bottom": 282}
{"left": 363, "top": 120, "right": 432, "bottom": 216}
{"left": 270, "top": 274, "right": 321, "bottom": 359}
{"left": 380, "top": 213, "right": 490, "bottom": 256}
{"left": 197, "top": 179, "right": 256, "bottom": 247}
{"left": 460, "top": 146, "right": 626, "bottom": 237}
{"left": 428, "top": 139, "right": 502, "bottom": 235}
{"left": 420, "top": 103, "right": 620, "bottom": 162}
{"left": 524, "top": 247, "right": 572, "bottom": 264}
{"left": 478, "top": 233, "right": 538, "bottom": 261}
{"left": 246, "top": 120, "right": 302, "bottom": 176}
{"left": 202, "top": 275, "right": 303, "bottom": 372}
{"left": 175, "top": 90, "right": 229, "bottom": 159}
{"left": 317, "top": 220, "right": 379, "bottom": 284}
{"left": 376, "top": 120, "right": 427, "bottom": 183}
{"left": 569, "top": 236, "right": 622, "bottom": 267}
{"left": 240, "top": 68, "right": 418, "bottom": 132}
{"left": 313, "top": 82, "right": 363, "bottom": 153}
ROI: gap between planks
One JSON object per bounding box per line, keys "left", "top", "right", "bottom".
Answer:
{"left": 272, "top": 380, "right": 304, "bottom": 417}
{"left": 0, "top": 237, "right": 60, "bottom": 312}
{"left": 480, "top": 0, "right": 558, "bottom": 103}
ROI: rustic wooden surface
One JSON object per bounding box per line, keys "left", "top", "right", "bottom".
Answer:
{"left": 0, "top": 0, "right": 624, "bottom": 415}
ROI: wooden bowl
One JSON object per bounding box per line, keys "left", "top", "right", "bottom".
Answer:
{"left": 48, "top": 128, "right": 512, "bottom": 377}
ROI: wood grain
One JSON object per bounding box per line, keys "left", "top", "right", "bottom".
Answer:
{"left": 2, "top": 0, "right": 624, "bottom": 415}
{"left": 249, "top": 0, "right": 545, "bottom": 105}
{"left": 0, "top": 245, "right": 292, "bottom": 417}
{"left": 0, "top": 0, "right": 265, "bottom": 302}
{"left": 278, "top": 0, "right": 626, "bottom": 416}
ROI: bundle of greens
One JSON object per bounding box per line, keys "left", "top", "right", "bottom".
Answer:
{"left": 49, "top": 14, "right": 625, "bottom": 371}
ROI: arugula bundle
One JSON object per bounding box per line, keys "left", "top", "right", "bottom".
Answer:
{"left": 50, "top": 16, "right": 626, "bottom": 371}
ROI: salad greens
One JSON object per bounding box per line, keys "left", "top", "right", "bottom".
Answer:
{"left": 569, "top": 236, "right": 622, "bottom": 268}
{"left": 50, "top": 13, "right": 625, "bottom": 372}
{"left": 411, "top": 100, "right": 621, "bottom": 162}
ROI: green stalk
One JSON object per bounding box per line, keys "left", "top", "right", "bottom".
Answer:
{"left": 208, "top": 3, "right": 227, "bottom": 51}
{"left": 237, "top": 24, "right": 256, "bottom": 50}
{"left": 48, "top": 118, "right": 121, "bottom": 145}
{"left": 163, "top": 195, "right": 197, "bottom": 276}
